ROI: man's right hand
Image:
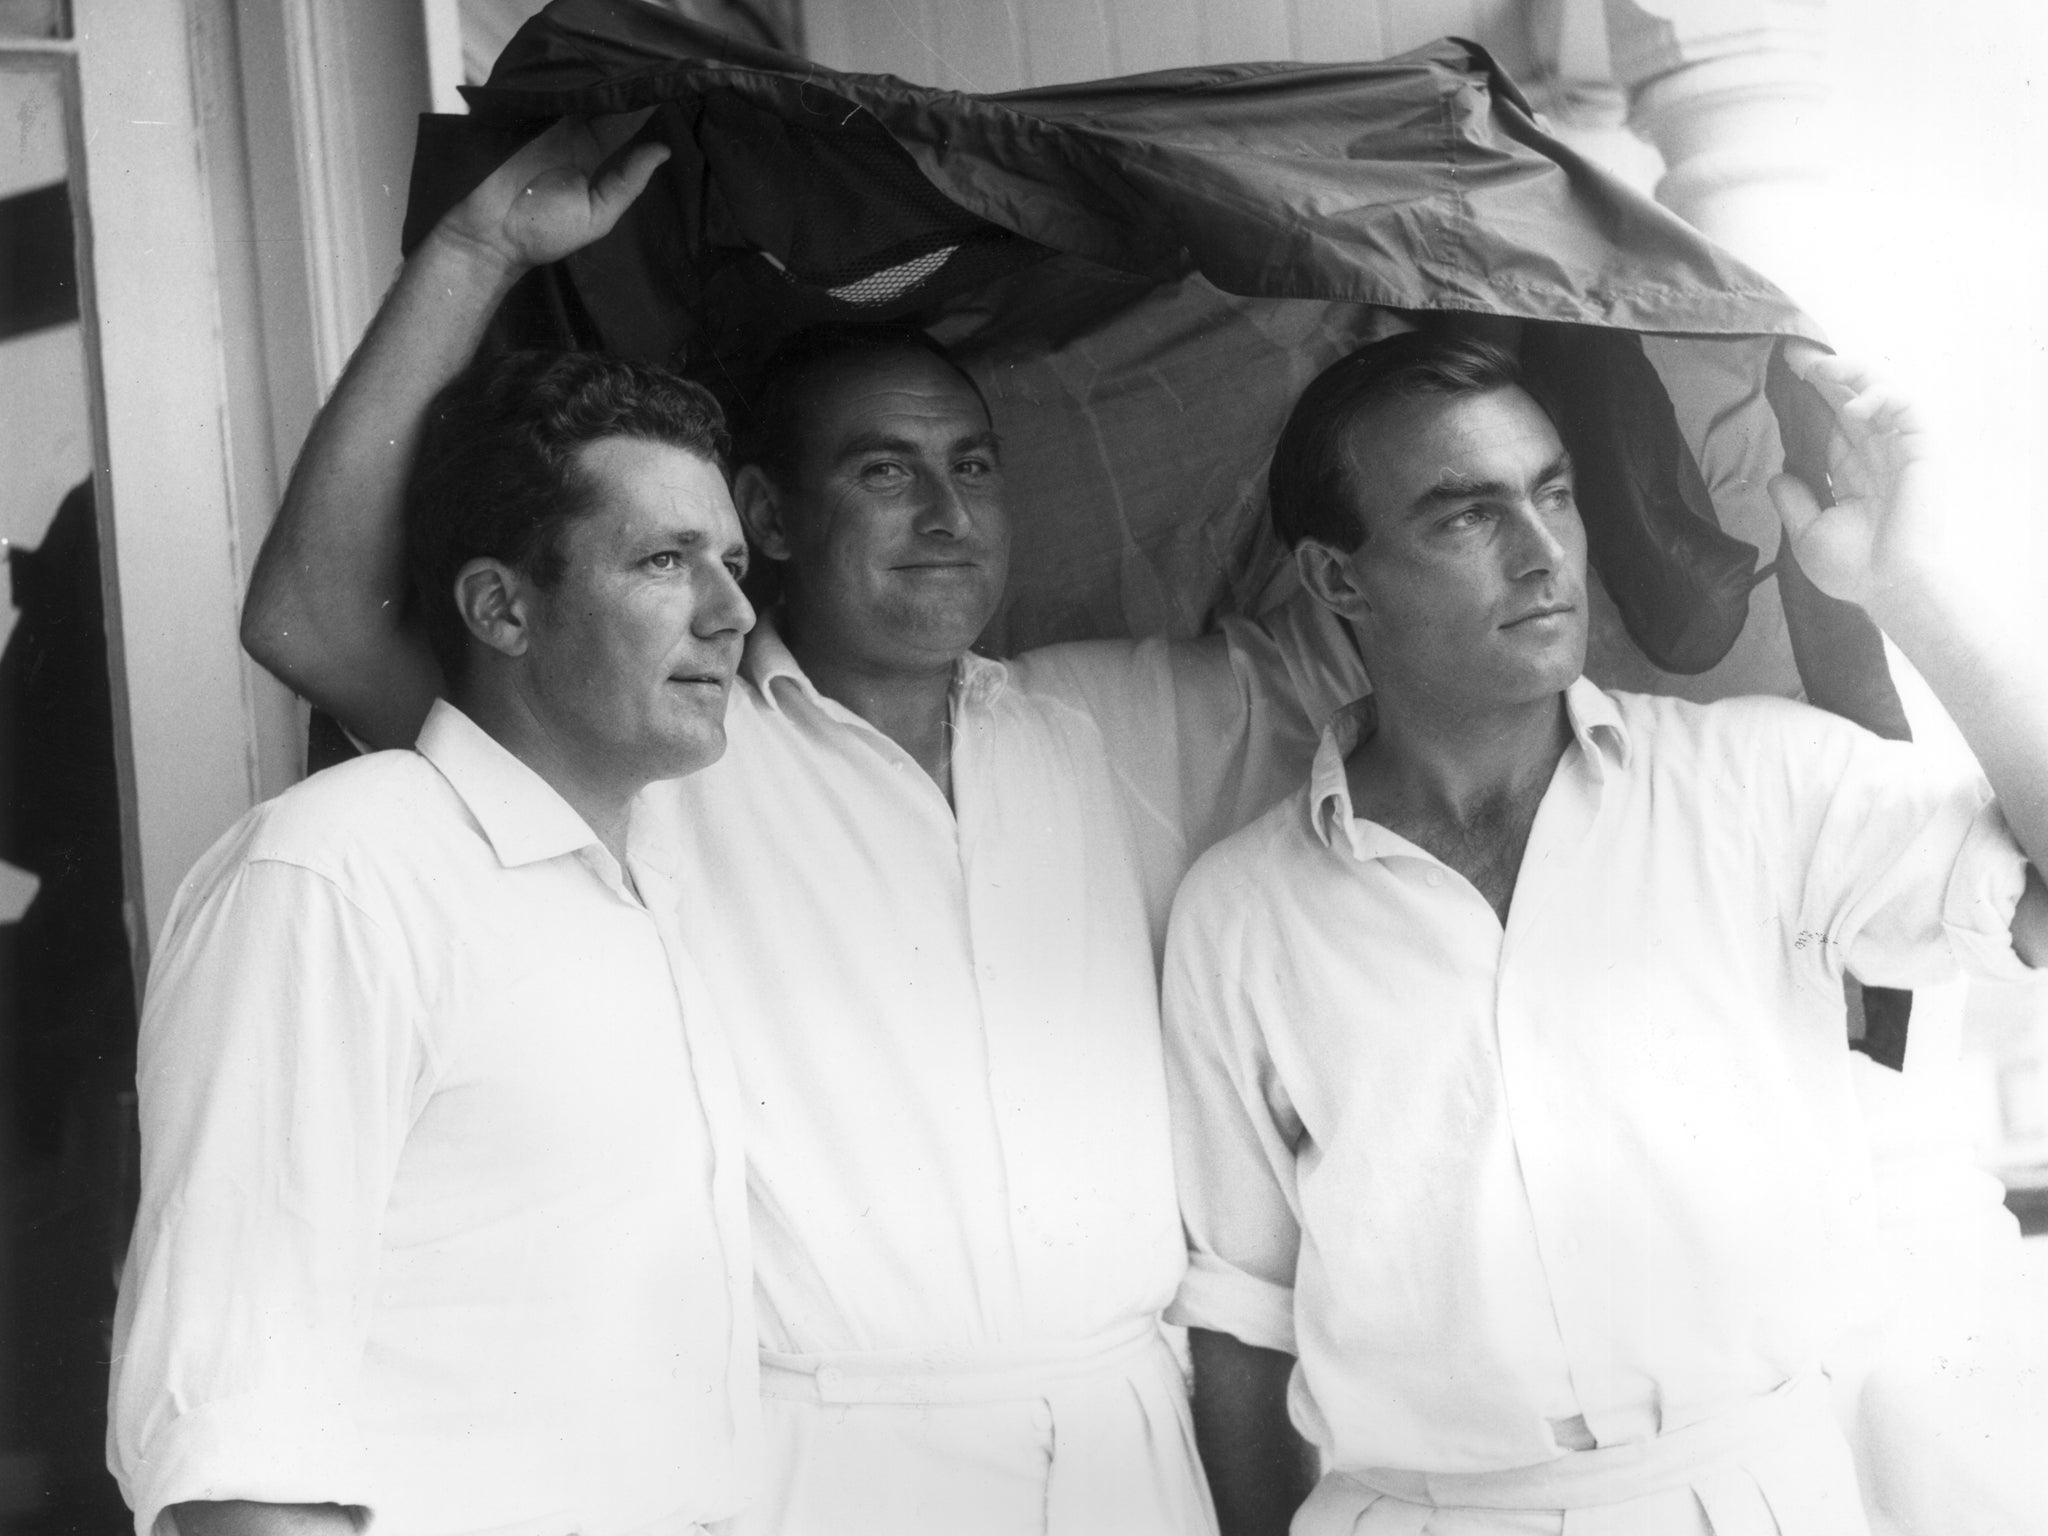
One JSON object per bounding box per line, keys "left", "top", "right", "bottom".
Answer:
{"left": 433, "top": 115, "right": 671, "bottom": 281}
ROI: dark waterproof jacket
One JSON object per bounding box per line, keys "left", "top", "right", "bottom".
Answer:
{"left": 402, "top": 0, "right": 1912, "bottom": 1053}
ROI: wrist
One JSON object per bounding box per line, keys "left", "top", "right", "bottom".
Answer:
{"left": 1860, "top": 543, "right": 1971, "bottom": 639}
{"left": 417, "top": 218, "right": 529, "bottom": 299}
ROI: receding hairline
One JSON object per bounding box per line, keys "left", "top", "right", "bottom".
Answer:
{"left": 743, "top": 334, "right": 991, "bottom": 475}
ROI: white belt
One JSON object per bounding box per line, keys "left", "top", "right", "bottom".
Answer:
{"left": 758, "top": 1316, "right": 1215, "bottom": 1535}
{"left": 758, "top": 1312, "right": 1167, "bottom": 1405}
{"left": 1298, "top": 1374, "right": 1867, "bottom": 1536}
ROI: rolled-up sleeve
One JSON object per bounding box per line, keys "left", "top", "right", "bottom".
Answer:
{"left": 1160, "top": 872, "right": 1303, "bottom": 1355}
{"left": 1784, "top": 711, "right": 2038, "bottom": 990}
{"left": 1936, "top": 798, "right": 2037, "bottom": 980}
{"left": 109, "top": 854, "right": 428, "bottom": 1534}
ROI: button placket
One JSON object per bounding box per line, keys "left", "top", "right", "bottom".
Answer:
{"left": 1489, "top": 742, "right": 1614, "bottom": 1432}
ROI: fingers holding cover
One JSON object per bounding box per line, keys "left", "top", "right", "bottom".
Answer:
{"left": 1788, "top": 348, "right": 1926, "bottom": 447}
{"left": 586, "top": 137, "right": 673, "bottom": 230}
{"left": 445, "top": 112, "right": 671, "bottom": 274}
{"left": 1770, "top": 350, "right": 1944, "bottom": 605}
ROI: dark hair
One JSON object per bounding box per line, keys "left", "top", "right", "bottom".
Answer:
{"left": 735, "top": 323, "right": 987, "bottom": 485}
{"left": 404, "top": 350, "right": 729, "bottom": 684}
{"left": 1269, "top": 331, "right": 1528, "bottom": 551}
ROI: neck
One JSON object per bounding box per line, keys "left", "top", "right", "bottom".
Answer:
{"left": 780, "top": 612, "right": 958, "bottom": 789}
{"left": 452, "top": 681, "right": 639, "bottom": 866}
{"left": 1351, "top": 683, "right": 1573, "bottom": 826}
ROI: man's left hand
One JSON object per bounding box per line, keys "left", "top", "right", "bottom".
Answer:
{"left": 1767, "top": 348, "right": 1944, "bottom": 612}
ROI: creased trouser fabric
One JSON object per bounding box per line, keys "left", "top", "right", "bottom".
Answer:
{"left": 1294, "top": 1375, "right": 1865, "bottom": 1536}
{"left": 721, "top": 1317, "right": 1217, "bottom": 1536}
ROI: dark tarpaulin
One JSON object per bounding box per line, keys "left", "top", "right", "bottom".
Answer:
{"left": 401, "top": 0, "right": 1913, "bottom": 1054}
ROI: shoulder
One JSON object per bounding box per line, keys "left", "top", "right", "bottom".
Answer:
{"left": 228, "top": 748, "right": 473, "bottom": 890}
{"left": 1172, "top": 787, "right": 1313, "bottom": 936}
{"left": 1606, "top": 688, "right": 1878, "bottom": 775}
{"left": 990, "top": 657, "right": 1119, "bottom": 750}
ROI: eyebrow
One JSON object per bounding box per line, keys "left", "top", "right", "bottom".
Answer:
{"left": 1407, "top": 450, "right": 1574, "bottom": 516}
{"left": 832, "top": 428, "right": 1002, "bottom": 464}
{"left": 644, "top": 527, "right": 750, "bottom": 565}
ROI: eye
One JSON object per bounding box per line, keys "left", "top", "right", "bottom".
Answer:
{"left": 723, "top": 556, "right": 749, "bottom": 581}
{"left": 860, "top": 459, "right": 910, "bottom": 485}
{"left": 1443, "top": 506, "right": 1491, "bottom": 532}
{"left": 646, "top": 550, "right": 683, "bottom": 571}
{"left": 1539, "top": 482, "right": 1575, "bottom": 510}
{"left": 954, "top": 454, "right": 995, "bottom": 479}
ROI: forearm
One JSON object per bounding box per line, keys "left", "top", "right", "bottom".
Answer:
{"left": 1188, "top": 1328, "right": 1316, "bottom": 1536}
{"left": 170, "top": 1502, "right": 365, "bottom": 1536}
{"left": 1868, "top": 575, "right": 2048, "bottom": 960}
{"left": 243, "top": 226, "right": 522, "bottom": 746}
{"left": 1768, "top": 351, "right": 2048, "bottom": 957}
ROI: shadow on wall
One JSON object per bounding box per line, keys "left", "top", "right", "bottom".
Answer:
{"left": 0, "top": 480, "right": 137, "bottom": 1530}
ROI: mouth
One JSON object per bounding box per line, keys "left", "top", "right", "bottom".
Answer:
{"left": 666, "top": 672, "right": 731, "bottom": 692}
{"left": 1501, "top": 603, "right": 1576, "bottom": 630}
{"left": 893, "top": 559, "right": 982, "bottom": 572}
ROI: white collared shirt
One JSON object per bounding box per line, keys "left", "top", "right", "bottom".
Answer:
{"left": 635, "top": 600, "right": 1360, "bottom": 1359}
{"left": 1163, "top": 679, "right": 2035, "bottom": 1475}
{"left": 109, "top": 702, "right": 756, "bottom": 1536}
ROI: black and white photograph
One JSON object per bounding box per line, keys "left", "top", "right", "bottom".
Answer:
{"left": 1, "top": 1, "right": 2045, "bottom": 1533}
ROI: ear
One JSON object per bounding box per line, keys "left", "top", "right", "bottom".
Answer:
{"left": 1295, "top": 538, "right": 1373, "bottom": 623}
{"left": 732, "top": 464, "right": 794, "bottom": 562}
{"left": 454, "top": 558, "right": 533, "bottom": 661}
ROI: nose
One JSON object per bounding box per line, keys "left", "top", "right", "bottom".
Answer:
{"left": 1506, "top": 499, "right": 1570, "bottom": 580}
{"left": 697, "top": 560, "right": 756, "bottom": 638}
{"left": 915, "top": 471, "right": 973, "bottom": 539}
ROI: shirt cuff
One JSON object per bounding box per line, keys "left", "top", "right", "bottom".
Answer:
{"left": 126, "top": 1391, "right": 369, "bottom": 1536}
{"left": 1941, "top": 799, "right": 2037, "bottom": 980}
{"left": 1166, "top": 1253, "right": 1297, "bottom": 1355}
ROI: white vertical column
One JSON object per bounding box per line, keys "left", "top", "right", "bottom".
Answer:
{"left": 1605, "top": 0, "right": 1832, "bottom": 300}
{"left": 72, "top": 0, "right": 263, "bottom": 948}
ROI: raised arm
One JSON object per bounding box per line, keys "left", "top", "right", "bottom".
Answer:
{"left": 1768, "top": 348, "right": 2048, "bottom": 963}
{"left": 241, "top": 118, "right": 669, "bottom": 748}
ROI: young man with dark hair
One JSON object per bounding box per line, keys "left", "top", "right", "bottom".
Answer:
{"left": 108, "top": 324, "right": 760, "bottom": 1535}
{"left": 1162, "top": 330, "right": 2048, "bottom": 1535}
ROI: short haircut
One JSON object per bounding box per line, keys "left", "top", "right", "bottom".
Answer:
{"left": 404, "top": 350, "right": 729, "bottom": 684}
{"left": 1269, "top": 331, "right": 1528, "bottom": 551}
{"left": 735, "top": 323, "right": 987, "bottom": 485}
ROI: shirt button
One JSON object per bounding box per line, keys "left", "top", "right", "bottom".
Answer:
{"left": 1029, "top": 1401, "right": 1053, "bottom": 1433}
{"left": 817, "top": 1365, "right": 844, "bottom": 1391}
{"left": 1425, "top": 870, "right": 1445, "bottom": 888}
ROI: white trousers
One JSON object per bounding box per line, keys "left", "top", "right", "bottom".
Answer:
{"left": 718, "top": 1316, "right": 1218, "bottom": 1536}
{"left": 1294, "top": 1375, "right": 1866, "bottom": 1536}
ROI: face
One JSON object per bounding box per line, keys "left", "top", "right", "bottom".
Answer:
{"left": 517, "top": 436, "right": 755, "bottom": 789}
{"left": 751, "top": 349, "right": 1009, "bottom": 674}
{"left": 1314, "top": 385, "right": 1587, "bottom": 715}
